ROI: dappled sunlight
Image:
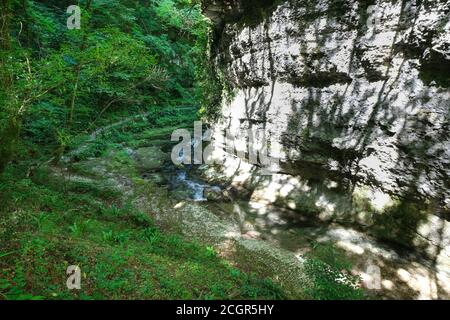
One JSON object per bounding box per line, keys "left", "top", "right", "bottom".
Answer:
{"left": 3, "top": 0, "right": 449, "bottom": 302}
{"left": 315, "top": 227, "right": 450, "bottom": 299}
{"left": 203, "top": 197, "right": 450, "bottom": 299}
{"left": 201, "top": 0, "right": 450, "bottom": 300}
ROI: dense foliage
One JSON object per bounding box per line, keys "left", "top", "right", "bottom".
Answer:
{"left": 0, "top": 0, "right": 212, "bottom": 171}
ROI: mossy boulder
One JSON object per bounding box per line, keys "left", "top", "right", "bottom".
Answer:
{"left": 135, "top": 147, "right": 168, "bottom": 171}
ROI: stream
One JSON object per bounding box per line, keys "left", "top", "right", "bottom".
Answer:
{"left": 170, "top": 169, "right": 209, "bottom": 202}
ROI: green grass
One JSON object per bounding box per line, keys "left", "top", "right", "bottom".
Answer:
{"left": 0, "top": 165, "right": 284, "bottom": 300}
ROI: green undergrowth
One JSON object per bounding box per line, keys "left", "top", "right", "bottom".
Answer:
{"left": 0, "top": 164, "right": 284, "bottom": 300}
{"left": 65, "top": 105, "right": 198, "bottom": 162}
{"left": 303, "top": 243, "right": 364, "bottom": 300}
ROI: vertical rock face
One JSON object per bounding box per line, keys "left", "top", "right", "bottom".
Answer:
{"left": 203, "top": 0, "right": 450, "bottom": 257}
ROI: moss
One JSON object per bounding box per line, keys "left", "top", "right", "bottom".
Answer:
{"left": 304, "top": 243, "right": 365, "bottom": 300}
{"left": 350, "top": 189, "right": 429, "bottom": 249}
{"left": 372, "top": 200, "right": 428, "bottom": 248}
{"left": 0, "top": 162, "right": 285, "bottom": 300}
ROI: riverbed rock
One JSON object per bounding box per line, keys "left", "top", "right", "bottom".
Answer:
{"left": 204, "top": 186, "right": 233, "bottom": 202}
{"left": 141, "top": 172, "right": 166, "bottom": 184}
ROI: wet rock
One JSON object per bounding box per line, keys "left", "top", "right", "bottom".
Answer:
{"left": 204, "top": 186, "right": 233, "bottom": 202}
{"left": 172, "top": 188, "right": 195, "bottom": 201}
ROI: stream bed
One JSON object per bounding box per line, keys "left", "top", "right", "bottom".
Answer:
{"left": 141, "top": 162, "right": 450, "bottom": 300}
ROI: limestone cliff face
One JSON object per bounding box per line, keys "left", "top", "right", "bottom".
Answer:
{"left": 202, "top": 1, "right": 449, "bottom": 256}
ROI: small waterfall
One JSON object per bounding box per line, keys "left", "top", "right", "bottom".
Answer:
{"left": 169, "top": 133, "right": 215, "bottom": 201}
{"left": 176, "top": 148, "right": 185, "bottom": 164}
{"left": 177, "top": 135, "right": 204, "bottom": 165}
{"left": 173, "top": 170, "right": 209, "bottom": 202}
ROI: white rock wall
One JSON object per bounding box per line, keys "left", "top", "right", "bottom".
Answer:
{"left": 203, "top": 0, "right": 450, "bottom": 260}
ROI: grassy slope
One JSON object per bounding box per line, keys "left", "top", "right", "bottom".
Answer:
{"left": 0, "top": 107, "right": 285, "bottom": 300}
{"left": 0, "top": 167, "right": 286, "bottom": 300}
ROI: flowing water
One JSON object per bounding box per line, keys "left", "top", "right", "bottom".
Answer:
{"left": 171, "top": 169, "right": 208, "bottom": 202}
